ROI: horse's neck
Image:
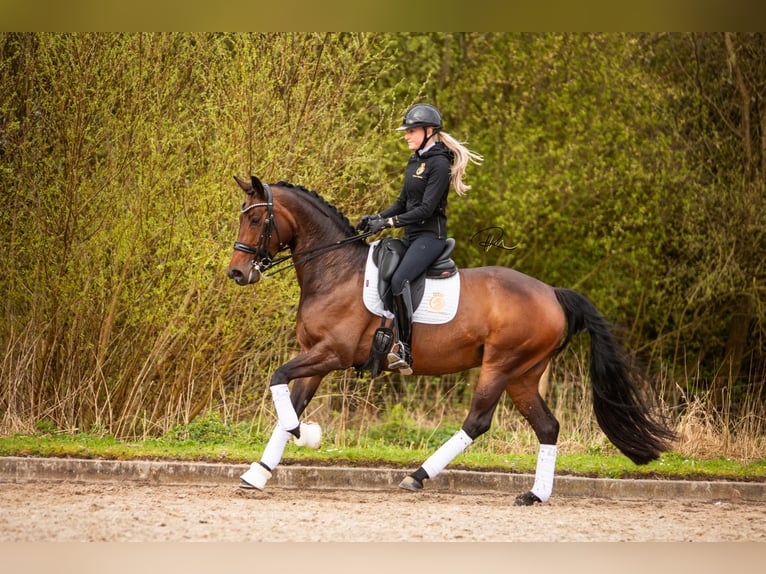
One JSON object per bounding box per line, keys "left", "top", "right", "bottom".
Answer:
{"left": 286, "top": 202, "right": 366, "bottom": 294}
{"left": 292, "top": 236, "right": 366, "bottom": 293}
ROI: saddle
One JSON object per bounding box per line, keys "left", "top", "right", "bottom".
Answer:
{"left": 372, "top": 237, "right": 457, "bottom": 313}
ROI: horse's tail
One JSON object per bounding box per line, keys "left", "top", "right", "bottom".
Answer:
{"left": 554, "top": 288, "right": 676, "bottom": 464}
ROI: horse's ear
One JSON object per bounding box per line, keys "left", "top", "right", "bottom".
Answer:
{"left": 233, "top": 175, "right": 250, "bottom": 192}
{"left": 250, "top": 175, "right": 266, "bottom": 199}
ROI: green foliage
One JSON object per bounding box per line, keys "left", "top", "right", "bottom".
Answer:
{"left": 364, "top": 404, "right": 460, "bottom": 450}
{"left": 638, "top": 33, "right": 766, "bottom": 393}
{"left": 0, "top": 33, "right": 401, "bottom": 436}
{"left": 170, "top": 411, "right": 234, "bottom": 444}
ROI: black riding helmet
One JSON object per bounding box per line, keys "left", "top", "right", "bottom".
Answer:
{"left": 396, "top": 103, "right": 443, "bottom": 152}
{"left": 396, "top": 103, "right": 443, "bottom": 131}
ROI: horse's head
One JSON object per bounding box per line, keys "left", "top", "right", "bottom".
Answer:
{"left": 226, "top": 175, "right": 289, "bottom": 286}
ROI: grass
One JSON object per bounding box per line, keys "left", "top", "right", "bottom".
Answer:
{"left": 1, "top": 411, "right": 764, "bottom": 483}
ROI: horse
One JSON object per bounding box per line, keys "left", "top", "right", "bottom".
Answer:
{"left": 226, "top": 175, "right": 676, "bottom": 505}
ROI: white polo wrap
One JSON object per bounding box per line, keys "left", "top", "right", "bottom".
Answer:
{"left": 261, "top": 425, "right": 292, "bottom": 470}
{"left": 530, "top": 444, "right": 557, "bottom": 502}
{"left": 270, "top": 384, "right": 299, "bottom": 432}
{"left": 422, "top": 429, "right": 473, "bottom": 479}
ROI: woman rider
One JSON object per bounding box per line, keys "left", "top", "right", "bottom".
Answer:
{"left": 357, "top": 103, "right": 483, "bottom": 375}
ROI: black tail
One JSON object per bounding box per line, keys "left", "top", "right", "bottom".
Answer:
{"left": 554, "top": 288, "right": 676, "bottom": 464}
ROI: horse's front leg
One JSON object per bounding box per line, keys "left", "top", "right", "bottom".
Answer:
{"left": 241, "top": 350, "right": 341, "bottom": 490}
{"left": 284, "top": 373, "right": 325, "bottom": 449}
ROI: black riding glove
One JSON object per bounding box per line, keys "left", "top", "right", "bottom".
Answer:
{"left": 356, "top": 214, "right": 379, "bottom": 232}
{"left": 368, "top": 217, "right": 391, "bottom": 234}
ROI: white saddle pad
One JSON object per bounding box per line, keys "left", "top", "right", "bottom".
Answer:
{"left": 362, "top": 240, "right": 460, "bottom": 325}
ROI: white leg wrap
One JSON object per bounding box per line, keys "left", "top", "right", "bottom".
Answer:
{"left": 422, "top": 429, "right": 473, "bottom": 479}
{"left": 240, "top": 462, "right": 272, "bottom": 490}
{"left": 241, "top": 424, "right": 294, "bottom": 489}
{"left": 270, "top": 384, "right": 299, "bottom": 432}
{"left": 530, "top": 444, "right": 557, "bottom": 502}
{"left": 261, "top": 425, "right": 292, "bottom": 470}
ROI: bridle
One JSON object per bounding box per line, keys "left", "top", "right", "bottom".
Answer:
{"left": 232, "top": 183, "right": 287, "bottom": 276}
{"left": 232, "top": 183, "right": 375, "bottom": 278}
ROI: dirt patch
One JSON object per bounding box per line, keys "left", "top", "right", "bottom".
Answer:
{"left": 2, "top": 481, "right": 765, "bottom": 542}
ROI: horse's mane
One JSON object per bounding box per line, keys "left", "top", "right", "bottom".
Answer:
{"left": 275, "top": 181, "right": 357, "bottom": 236}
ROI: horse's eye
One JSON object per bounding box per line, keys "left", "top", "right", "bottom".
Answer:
{"left": 250, "top": 215, "right": 261, "bottom": 226}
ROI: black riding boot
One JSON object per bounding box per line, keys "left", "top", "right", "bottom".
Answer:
{"left": 388, "top": 281, "right": 414, "bottom": 375}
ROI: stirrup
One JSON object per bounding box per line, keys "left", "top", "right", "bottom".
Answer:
{"left": 387, "top": 342, "right": 413, "bottom": 375}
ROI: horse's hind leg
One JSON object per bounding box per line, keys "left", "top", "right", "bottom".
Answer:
{"left": 505, "top": 366, "right": 560, "bottom": 506}
{"left": 399, "top": 367, "right": 507, "bottom": 491}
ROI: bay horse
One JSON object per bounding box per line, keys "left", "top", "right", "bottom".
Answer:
{"left": 226, "top": 175, "right": 675, "bottom": 505}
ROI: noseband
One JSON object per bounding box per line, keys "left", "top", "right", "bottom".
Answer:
{"left": 232, "top": 183, "right": 286, "bottom": 275}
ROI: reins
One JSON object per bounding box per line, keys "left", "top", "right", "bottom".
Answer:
{"left": 232, "top": 183, "right": 376, "bottom": 278}
{"left": 258, "top": 230, "right": 376, "bottom": 277}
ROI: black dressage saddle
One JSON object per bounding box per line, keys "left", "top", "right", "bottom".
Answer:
{"left": 372, "top": 237, "right": 457, "bottom": 313}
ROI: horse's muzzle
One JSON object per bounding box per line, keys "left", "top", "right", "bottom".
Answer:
{"left": 226, "top": 265, "right": 261, "bottom": 286}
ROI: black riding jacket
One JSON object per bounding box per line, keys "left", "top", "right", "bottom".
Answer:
{"left": 379, "top": 142, "right": 454, "bottom": 240}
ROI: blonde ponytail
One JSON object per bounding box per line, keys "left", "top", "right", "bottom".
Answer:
{"left": 438, "top": 131, "right": 484, "bottom": 196}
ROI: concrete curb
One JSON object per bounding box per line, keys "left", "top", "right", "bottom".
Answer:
{"left": 1, "top": 456, "right": 764, "bottom": 503}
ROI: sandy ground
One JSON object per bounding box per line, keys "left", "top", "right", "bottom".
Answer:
{"left": 1, "top": 481, "right": 765, "bottom": 542}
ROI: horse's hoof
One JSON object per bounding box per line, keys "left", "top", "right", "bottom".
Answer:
{"left": 399, "top": 476, "right": 424, "bottom": 491}
{"left": 514, "top": 491, "right": 543, "bottom": 506}
{"left": 239, "top": 479, "right": 259, "bottom": 490}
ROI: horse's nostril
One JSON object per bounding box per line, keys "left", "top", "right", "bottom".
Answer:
{"left": 227, "top": 268, "right": 242, "bottom": 281}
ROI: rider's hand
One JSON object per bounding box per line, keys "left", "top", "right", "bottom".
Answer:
{"left": 367, "top": 217, "right": 391, "bottom": 234}
{"left": 356, "top": 214, "right": 379, "bottom": 232}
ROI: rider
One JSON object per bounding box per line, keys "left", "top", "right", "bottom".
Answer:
{"left": 357, "top": 103, "right": 483, "bottom": 375}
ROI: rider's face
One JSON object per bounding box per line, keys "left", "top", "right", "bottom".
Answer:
{"left": 404, "top": 127, "right": 433, "bottom": 151}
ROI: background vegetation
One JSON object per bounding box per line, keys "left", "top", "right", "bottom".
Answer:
{"left": 1, "top": 33, "right": 764, "bottom": 463}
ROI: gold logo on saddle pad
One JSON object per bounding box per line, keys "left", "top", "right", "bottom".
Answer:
{"left": 428, "top": 292, "right": 446, "bottom": 312}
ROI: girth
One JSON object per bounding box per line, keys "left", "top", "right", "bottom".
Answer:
{"left": 372, "top": 237, "right": 457, "bottom": 313}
